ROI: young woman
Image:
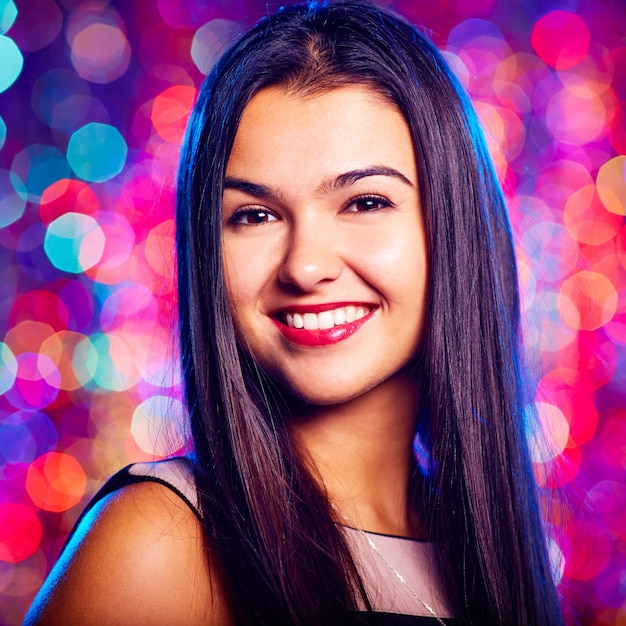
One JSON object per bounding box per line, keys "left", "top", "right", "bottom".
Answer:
{"left": 25, "top": 2, "right": 564, "bottom": 624}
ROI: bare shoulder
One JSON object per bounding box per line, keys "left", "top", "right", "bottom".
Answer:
{"left": 24, "top": 480, "right": 234, "bottom": 625}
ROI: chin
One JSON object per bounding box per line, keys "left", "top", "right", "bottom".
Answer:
{"left": 277, "top": 376, "right": 386, "bottom": 409}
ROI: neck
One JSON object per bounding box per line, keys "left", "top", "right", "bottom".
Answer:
{"left": 286, "top": 368, "right": 425, "bottom": 538}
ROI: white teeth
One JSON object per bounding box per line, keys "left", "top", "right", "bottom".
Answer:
{"left": 282, "top": 306, "right": 371, "bottom": 329}
{"left": 333, "top": 308, "right": 346, "bottom": 325}
{"left": 318, "top": 311, "right": 335, "bottom": 330}
{"left": 303, "top": 313, "right": 318, "bottom": 330}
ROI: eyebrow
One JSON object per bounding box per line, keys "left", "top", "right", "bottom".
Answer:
{"left": 223, "top": 178, "right": 282, "bottom": 201}
{"left": 223, "top": 166, "right": 414, "bottom": 201}
{"left": 319, "top": 166, "right": 414, "bottom": 194}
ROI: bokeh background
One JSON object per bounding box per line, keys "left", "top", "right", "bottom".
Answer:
{"left": 0, "top": 0, "right": 625, "bottom": 623}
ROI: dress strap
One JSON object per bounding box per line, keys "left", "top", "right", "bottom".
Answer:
{"left": 64, "top": 457, "right": 200, "bottom": 552}
{"left": 126, "top": 458, "right": 199, "bottom": 515}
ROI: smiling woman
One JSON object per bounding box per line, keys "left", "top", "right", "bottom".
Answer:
{"left": 25, "top": 2, "right": 564, "bottom": 625}
{"left": 222, "top": 86, "right": 428, "bottom": 404}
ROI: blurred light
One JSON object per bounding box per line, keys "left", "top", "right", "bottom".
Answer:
{"left": 526, "top": 289, "right": 579, "bottom": 353}
{"left": 9, "top": 290, "right": 70, "bottom": 330}
{"left": 0, "top": 342, "right": 17, "bottom": 395}
{"left": 40, "top": 330, "right": 94, "bottom": 390}
{"left": 9, "top": 0, "right": 62, "bottom": 51}
{"left": 100, "top": 284, "right": 157, "bottom": 332}
{"left": 15, "top": 224, "right": 63, "bottom": 285}
{"left": 191, "top": 19, "right": 236, "bottom": 75}
{"left": 563, "top": 519, "right": 612, "bottom": 581}
{"left": 144, "top": 218, "right": 175, "bottom": 278}
{"left": 528, "top": 401, "right": 570, "bottom": 463}
{"left": 131, "top": 395, "right": 186, "bottom": 456}
{"left": 0, "top": 114, "right": 6, "bottom": 149}
{"left": 73, "top": 335, "right": 99, "bottom": 388}
{"left": 448, "top": 17, "right": 505, "bottom": 52}
{"left": 39, "top": 179, "right": 99, "bottom": 224}
{"left": 521, "top": 221, "right": 579, "bottom": 282}
{"left": 533, "top": 160, "right": 593, "bottom": 210}
{"left": 474, "top": 101, "right": 525, "bottom": 175}
{"left": 531, "top": 11, "right": 590, "bottom": 70}
{"left": 452, "top": 0, "right": 496, "bottom": 16}
{"left": 8, "top": 353, "right": 60, "bottom": 410}
{"left": 0, "top": 411, "right": 58, "bottom": 466}
{"left": 150, "top": 85, "right": 196, "bottom": 144}
{"left": 44, "top": 212, "right": 105, "bottom": 274}
{"left": 0, "top": 504, "right": 42, "bottom": 563}
{"left": 597, "top": 156, "right": 626, "bottom": 216}
{"left": 563, "top": 185, "right": 623, "bottom": 245}
{"left": 26, "top": 452, "right": 86, "bottom": 513}
{"left": 598, "top": 410, "right": 626, "bottom": 470}
{"left": 586, "top": 481, "right": 626, "bottom": 542}
{"left": 0, "top": 35, "right": 22, "bottom": 92}
{"left": 88, "top": 332, "right": 135, "bottom": 391}
{"left": 575, "top": 331, "right": 618, "bottom": 390}
{"left": 67, "top": 123, "right": 128, "bottom": 183}
{"left": 539, "top": 369, "right": 599, "bottom": 447}
{"left": 58, "top": 279, "right": 95, "bottom": 331}
{"left": 10, "top": 145, "right": 70, "bottom": 202}
{"left": 560, "top": 271, "right": 618, "bottom": 331}
{"left": 515, "top": 250, "right": 537, "bottom": 312}
{"left": 547, "top": 536, "right": 565, "bottom": 586}
{"left": 441, "top": 50, "right": 470, "bottom": 89}
{"left": 83, "top": 211, "right": 135, "bottom": 284}
{"left": 32, "top": 69, "right": 92, "bottom": 132}
{"left": 0, "top": 0, "right": 17, "bottom": 35}
{"left": 3, "top": 319, "right": 55, "bottom": 357}
{"left": 0, "top": 169, "right": 26, "bottom": 228}
{"left": 619, "top": 226, "right": 626, "bottom": 271}
{"left": 70, "top": 22, "right": 131, "bottom": 84}
{"left": 157, "top": 0, "right": 218, "bottom": 28}
{"left": 535, "top": 444, "right": 581, "bottom": 489}
{"left": 545, "top": 79, "right": 607, "bottom": 146}
{"left": 609, "top": 102, "right": 626, "bottom": 154}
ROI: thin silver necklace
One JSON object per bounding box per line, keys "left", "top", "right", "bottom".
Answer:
{"left": 332, "top": 504, "right": 447, "bottom": 626}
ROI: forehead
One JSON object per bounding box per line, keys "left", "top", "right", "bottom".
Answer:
{"left": 226, "top": 85, "right": 416, "bottom": 186}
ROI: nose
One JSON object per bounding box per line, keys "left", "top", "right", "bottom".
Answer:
{"left": 277, "top": 219, "right": 343, "bottom": 292}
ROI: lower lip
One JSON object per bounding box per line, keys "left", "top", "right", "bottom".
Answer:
{"left": 272, "top": 310, "right": 374, "bottom": 347}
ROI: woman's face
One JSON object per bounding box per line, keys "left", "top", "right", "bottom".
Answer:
{"left": 222, "top": 85, "right": 428, "bottom": 405}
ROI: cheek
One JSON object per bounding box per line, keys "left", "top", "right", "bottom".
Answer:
{"left": 357, "top": 230, "right": 428, "bottom": 299}
{"left": 222, "top": 252, "right": 257, "bottom": 348}
{"left": 222, "top": 255, "right": 241, "bottom": 313}
{"left": 222, "top": 235, "right": 282, "bottom": 305}
{"left": 222, "top": 242, "right": 258, "bottom": 309}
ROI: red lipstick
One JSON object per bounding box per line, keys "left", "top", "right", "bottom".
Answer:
{"left": 271, "top": 307, "right": 375, "bottom": 347}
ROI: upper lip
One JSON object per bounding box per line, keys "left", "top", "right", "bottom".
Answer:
{"left": 269, "top": 301, "right": 375, "bottom": 316}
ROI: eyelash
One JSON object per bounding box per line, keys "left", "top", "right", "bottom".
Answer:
{"left": 227, "top": 194, "right": 394, "bottom": 226}
{"left": 228, "top": 207, "right": 277, "bottom": 226}
{"left": 344, "top": 194, "right": 394, "bottom": 213}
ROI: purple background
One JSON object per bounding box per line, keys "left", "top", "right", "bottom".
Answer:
{"left": 0, "top": 0, "right": 625, "bottom": 623}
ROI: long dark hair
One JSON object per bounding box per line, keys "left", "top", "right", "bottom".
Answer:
{"left": 176, "top": 2, "right": 564, "bottom": 624}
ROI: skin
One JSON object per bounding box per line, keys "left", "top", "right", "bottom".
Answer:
{"left": 222, "top": 85, "right": 429, "bottom": 536}
{"left": 24, "top": 482, "right": 234, "bottom": 625}
{"left": 25, "top": 85, "right": 430, "bottom": 622}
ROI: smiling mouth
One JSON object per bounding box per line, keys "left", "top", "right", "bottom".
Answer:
{"left": 282, "top": 306, "right": 371, "bottom": 331}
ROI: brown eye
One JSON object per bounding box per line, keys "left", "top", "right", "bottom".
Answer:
{"left": 346, "top": 195, "right": 393, "bottom": 213}
{"left": 230, "top": 209, "right": 278, "bottom": 225}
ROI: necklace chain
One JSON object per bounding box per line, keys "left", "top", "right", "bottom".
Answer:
{"left": 331, "top": 504, "right": 446, "bottom": 626}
